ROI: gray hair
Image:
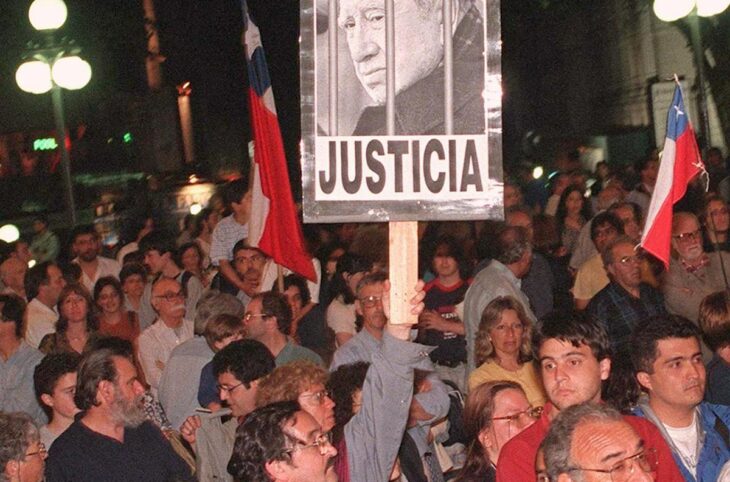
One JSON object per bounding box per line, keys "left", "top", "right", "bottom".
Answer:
{"left": 0, "top": 412, "right": 39, "bottom": 481}
{"left": 194, "top": 290, "right": 245, "bottom": 335}
{"left": 542, "top": 403, "right": 623, "bottom": 481}
{"left": 600, "top": 235, "right": 635, "bottom": 268}
{"left": 495, "top": 226, "right": 531, "bottom": 265}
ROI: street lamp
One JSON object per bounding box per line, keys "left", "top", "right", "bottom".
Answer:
{"left": 15, "top": 0, "right": 92, "bottom": 226}
{"left": 653, "top": 0, "right": 729, "bottom": 150}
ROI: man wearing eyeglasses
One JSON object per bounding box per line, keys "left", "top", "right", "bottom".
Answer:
{"left": 244, "top": 291, "right": 324, "bottom": 367}
{"left": 138, "top": 278, "right": 195, "bottom": 393}
{"left": 542, "top": 403, "right": 656, "bottom": 482}
{"left": 228, "top": 400, "right": 337, "bottom": 482}
{"left": 662, "top": 212, "right": 730, "bottom": 326}
{"left": 631, "top": 315, "right": 730, "bottom": 482}
{"left": 0, "top": 412, "right": 47, "bottom": 482}
{"left": 587, "top": 236, "right": 667, "bottom": 354}
{"left": 496, "top": 312, "right": 683, "bottom": 482}
{"left": 180, "top": 339, "right": 276, "bottom": 482}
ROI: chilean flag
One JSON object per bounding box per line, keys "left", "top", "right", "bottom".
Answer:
{"left": 640, "top": 81, "right": 705, "bottom": 268}
{"left": 242, "top": 1, "right": 316, "bottom": 281}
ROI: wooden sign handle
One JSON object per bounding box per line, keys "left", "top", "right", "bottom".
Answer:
{"left": 388, "top": 221, "right": 418, "bottom": 325}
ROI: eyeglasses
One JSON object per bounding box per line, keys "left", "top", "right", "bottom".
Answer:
{"left": 618, "top": 254, "right": 644, "bottom": 265}
{"left": 359, "top": 295, "right": 383, "bottom": 308}
{"left": 710, "top": 207, "right": 729, "bottom": 217}
{"left": 299, "top": 389, "right": 329, "bottom": 406}
{"left": 244, "top": 312, "right": 270, "bottom": 322}
{"left": 285, "top": 432, "right": 333, "bottom": 456}
{"left": 25, "top": 442, "right": 46, "bottom": 459}
{"left": 491, "top": 406, "right": 543, "bottom": 422}
{"left": 153, "top": 291, "right": 185, "bottom": 302}
{"left": 673, "top": 230, "right": 701, "bottom": 243}
{"left": 568, "top": 448, "right": 657, "bottom": 482}
{"left": 216, "top": 381, "right": 250, "bottom": 394}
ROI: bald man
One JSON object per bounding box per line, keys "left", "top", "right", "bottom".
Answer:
{"left": 137, "top": 278, "right": 194, "bottom": 393}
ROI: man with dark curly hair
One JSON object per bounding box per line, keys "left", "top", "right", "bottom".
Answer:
{"left": 228, "top": 400, "right": 337, "bottom": 482}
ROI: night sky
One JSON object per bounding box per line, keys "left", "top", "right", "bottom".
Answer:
{"left": 0, "top": 0, "right": 555, "bottom": 180}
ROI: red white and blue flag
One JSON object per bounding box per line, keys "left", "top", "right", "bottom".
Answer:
{"left": 640, "top": 81, "right": 705, "bottom": 268}
{"left": 242, "top": 1, "right": 316, "bottom": 281}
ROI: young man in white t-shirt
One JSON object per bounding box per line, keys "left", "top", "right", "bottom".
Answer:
{"left": 632, "top": 314, "right": 730, "bottom": 482}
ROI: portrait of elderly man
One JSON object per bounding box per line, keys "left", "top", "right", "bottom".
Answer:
{"left": 324, "top": 0, "right": 485, "bottom": 135}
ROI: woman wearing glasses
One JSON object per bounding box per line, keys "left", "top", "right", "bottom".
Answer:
{"left": 456, "top": 381, "right": 539, "bottom": 482}
{"left": 39, "top": 284, "right": 101, "bottom": 355}
{"left": 468, "top": 296, "right": 546, "bottom": 408}
{"left": 0, "top": 412, "right": 47, "bottom": 482}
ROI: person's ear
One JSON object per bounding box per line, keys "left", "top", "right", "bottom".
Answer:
{"left": 98, "top": 379, "right": 115, "bottom": 405}
{"left": 40, "top": 393, "right": 55, "bottom": 409}
{"left": 599, "top": 357, "right": 611, "bottom": 381}
{"left": 4, "top": 459, "right": 19, "bottom": 480}
{"left": 636, "top": 371, "right": 653, "bottom": 391}
{"left": 478, "top": 427, "right": 495, "bottom": 450}
{"left": 355, "top": 299, "right": 363, "bottom": 317}
{"left": 605, "top": 261, "right": 616, "bottom": 278}
{"left": 265, "top": 459, "right": 289, "bottom": 481}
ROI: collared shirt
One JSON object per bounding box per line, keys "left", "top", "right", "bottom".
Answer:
{"left": 138, "top": 318, "right": 194, "bottom": 393}
{"left": 352, "top": 4, "right": 484, "bottom": 136}
{"left": 73, "top": 256, "right": 121, "bottom": 293}
{"left": 572, "top": 253, "right": 609, "bottom": 301}
{"left": 209, "top": 215, "right": 248, "bottom": 265}
{"left": 0, "top": 341, "right": 46, "bottom": 424}
{"left": 275, "top": 339, "right": 324, "bottom": 367}
{"left": 662, "top": 252, "right": 730, "bottom": 322}
{"left": 31, "top": 230, "right": 60, "bottom": 263}
{"left": 158, "top": 336, "right": 214, "bottom": 430}
{"left": 587, "top": 282, "right": 666, "bottom": 352}
{"left": 25, "top": 297, "right": 58, "bottom": 348}
{"left": 463, "top": 260, "right": 536, "bottom": 373}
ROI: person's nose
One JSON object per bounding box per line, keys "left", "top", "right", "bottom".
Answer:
{"left": 322, "top": 440, "right": 338, "bottom": 458}
{"left": 515, "top": 411, "right": 536, "bottom": 430}
{"left": 325, "top": 394, "right": 335, "bottom": 409}
{"left": 552, "top": 363, "right": 568, "bottom": 384}
{"left": 132, "top": 380, "right": 146, "bottom": 396}
{"left": 349, "top": 23, "right": 380, "bottom": 64}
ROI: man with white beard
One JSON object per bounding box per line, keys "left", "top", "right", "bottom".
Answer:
{"left": 137, "top": 278, "right": 195, "bottom": 393}
{"left": 45, "top": 349, "right": 194, "bottom": 481}
{"left": 662, "top": 212, "right": 730, "bottom": 324}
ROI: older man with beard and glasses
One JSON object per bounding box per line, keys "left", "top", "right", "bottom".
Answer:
{"left": 662, "top": 212, "right": 730, "bottom": 326}
{"left": 46, "top": 348, "right": 194, "bottom": 481}
{"left": 137, "top": 278, "right": 194, "bottom": 394}
{"left": 632, "top": 315, "right": 730, "bottom": 482}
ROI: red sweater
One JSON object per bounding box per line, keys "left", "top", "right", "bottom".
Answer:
{"left": 496, "top": 402, "right": 684, "bottom": 482}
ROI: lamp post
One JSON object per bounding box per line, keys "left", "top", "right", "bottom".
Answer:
{"left": 653, "top": 0, "right": 730, "bottom": 151}
{"left": 15, "top": 0, "right": 92, "bottom": 226}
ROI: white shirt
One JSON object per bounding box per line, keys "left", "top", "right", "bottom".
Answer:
{"left": 74, "top": 256, "right": 121, "bottom": 293}
{"left": 664, "top": 413, "right": 700, "bottom": 478}
{"left": 137, "top": 318, "right": 194, "bottom": 394}
{"left": 25, "top": 298, "right": 58, "bottom": 348}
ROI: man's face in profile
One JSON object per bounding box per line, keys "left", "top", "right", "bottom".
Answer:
{"left": 338, "top": 0, "right": 444, "bottom": 104}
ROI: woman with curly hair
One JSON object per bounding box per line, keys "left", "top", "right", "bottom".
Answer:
{"left": 39, "top": 284, "right": 102, "bottom": 355}
{"left": 467, "top": 296, "right": 546, "bottom": 407}
{"left": 455, "top": 381, "right": 539, "bottom": 482}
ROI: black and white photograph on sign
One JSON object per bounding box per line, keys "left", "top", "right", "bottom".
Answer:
{"left": 299, "top": 0, "right": 503, "bottom": 223}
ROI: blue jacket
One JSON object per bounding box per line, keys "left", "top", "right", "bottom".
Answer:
{"left": 633, "top": 402, "right": 730, "bottom": 482}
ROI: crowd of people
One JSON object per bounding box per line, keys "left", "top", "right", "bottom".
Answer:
{"left": 3, "top": 152, "right": 730, "bottom": 481}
